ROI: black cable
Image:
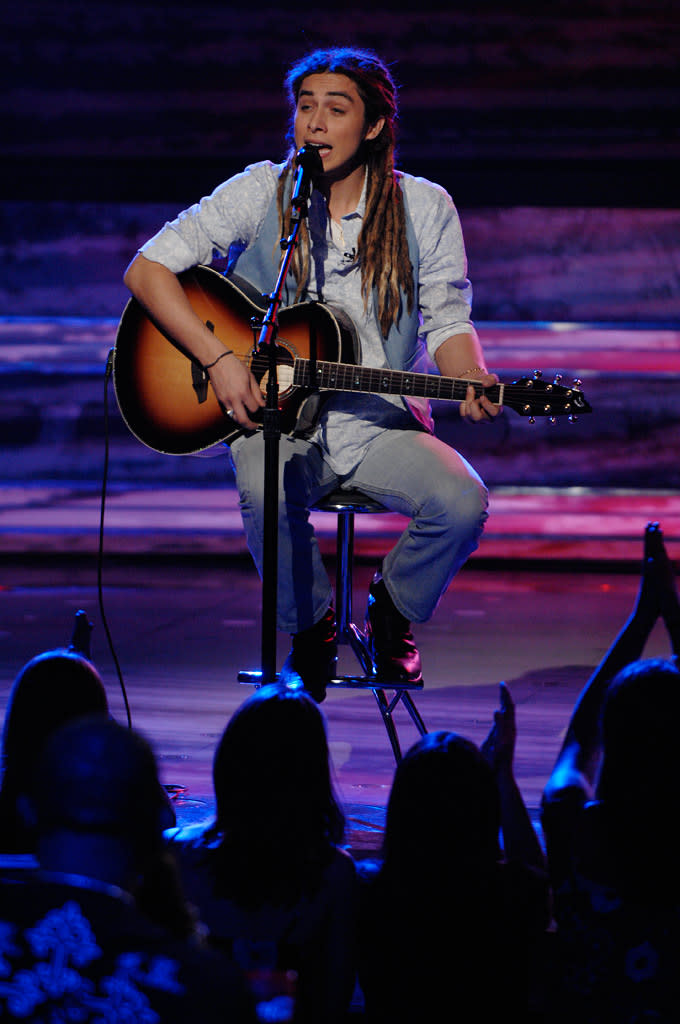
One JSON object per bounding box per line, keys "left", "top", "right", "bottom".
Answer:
{"left": 98, "top": 348, "right": 132, "bottom": 728}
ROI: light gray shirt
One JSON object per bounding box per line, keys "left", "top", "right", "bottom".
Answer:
{"left": 141, "top": 160, "right": 474, "bottom": 474}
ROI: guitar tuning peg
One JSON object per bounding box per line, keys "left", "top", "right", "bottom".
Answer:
{"left": 553, "top": 373, "right": 563, "bottom": 384}
{"left": 532, "top": 369, "right": 543, "bottom": 379}
{"left": 529, "top": 416, "right": 536, "bottom": 424}
{"left": 572, "top": 378, "right": 582, "bottom": 388}
{"left": 549, "top": 416, "right": 556, "bottom": 424}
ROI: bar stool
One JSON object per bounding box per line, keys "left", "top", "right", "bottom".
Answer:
{"left": 238, "top": 488, "right": 428, "bottom": 762}
{"left": 311, "top": 488, "right": 428, "bottom": 763}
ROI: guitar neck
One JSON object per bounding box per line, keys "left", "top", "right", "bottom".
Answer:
{"left": 292, "top": 359, "right": 498, "bottom": 404}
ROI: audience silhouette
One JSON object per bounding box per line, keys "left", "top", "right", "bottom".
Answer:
{"left": 0, "top": 715, "right": 254, "bottom": 1022}
{"left": 166, "top": 681, "right": 358, "bottom": 1024}
{"left": 3, "top": 522, "right": 678, "bottom": 1022}
{"left": 541, "top": 522, "right": 680, "bottom": 1023}
{"left": 356, "top": 684, "right": 550, "bottom": 1023}
{"left": 0, "top": 646, "right": 109, "bottom": 853}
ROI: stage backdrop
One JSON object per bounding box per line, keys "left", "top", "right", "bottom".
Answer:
{"left": 1, "top": 0, "right": 678, "bottom": 491}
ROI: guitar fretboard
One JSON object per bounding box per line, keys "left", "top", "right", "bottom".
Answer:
{"left": 292, "top": 359, "right": 502, "bottom": 404}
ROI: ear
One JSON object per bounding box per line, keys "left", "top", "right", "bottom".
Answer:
{"left": 364, "top": 117, "right": 385, "bottom": 142}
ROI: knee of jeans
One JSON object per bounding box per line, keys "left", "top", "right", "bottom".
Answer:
{"left": 430, "top": 479, "right": 488, "bottom": 535}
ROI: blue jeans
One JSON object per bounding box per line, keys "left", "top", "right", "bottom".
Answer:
{"left": 230, "top": 428, "right": 488, "bottom": 633}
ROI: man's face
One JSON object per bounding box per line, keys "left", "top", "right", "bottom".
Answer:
{"left": 293, "top": 72, "right": 384, "bottom": 179}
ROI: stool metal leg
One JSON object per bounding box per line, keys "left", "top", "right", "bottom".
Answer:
{"left": 335, "top": 509, "right": 374, "bottom": 677}
{"left": 400, "top": 692, "right": 428, "bottom": 737}
{"left": 372, "top": 687, "right": 405, "bottom": 762}
{"left": 336, "top": 510, "right": 354, "bottom": 639}
{"left": 370, "top": 689, "right": 429, "bottom": 763}
{"left": 241, "top": 491, "right": 428, "bottom": 764}
{"left": 329, "top": 506, "right": 428, "bottom": 762}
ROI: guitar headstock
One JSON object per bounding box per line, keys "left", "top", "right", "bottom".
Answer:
{"left": 501, "top": 371, "right": 592, "bottom": 422}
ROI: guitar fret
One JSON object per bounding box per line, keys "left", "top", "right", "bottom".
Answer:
{"left": 292, "top": 359, "right": 586, "bottom": 420}
{"left": 344, "top": 365, "right": 355, "bottom": 389}
{"left": 298, "top": 360, "right": 484, "bottom": 405}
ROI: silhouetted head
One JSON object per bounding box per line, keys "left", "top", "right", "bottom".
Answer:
{"left": 209, "top": 682, "right": 344, "bottom": 904}
{"left": 213, "top": 681, "right": 343, "bottom": 839}
{"left": 588, "top": 657, "right": 680, "bottom": 896}
{"left": 383, "top": 731, "right": 501, "bottom": 876}
{"left": 31, "top": 715, "right": 165, "bottom": 855}
{"left": 0, "top": 649, "right": 109, "bottom": 841}
{"left": 597, "top": 656, "right": 680, "bottom": 808}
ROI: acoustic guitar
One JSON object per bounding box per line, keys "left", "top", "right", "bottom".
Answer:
{"left": 113, "top": 265, "right": 591, "bottom": 455}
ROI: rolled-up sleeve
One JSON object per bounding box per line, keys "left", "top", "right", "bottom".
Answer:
{"left": 140, "top": 161, "right": 280, "bottom": 273}
{"left": 405, "top": 176, "right": 475, "bottom": 361}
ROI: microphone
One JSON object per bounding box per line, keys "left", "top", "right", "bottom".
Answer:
{"left": 290, "top": 145, "right": 323, "bottom": 211}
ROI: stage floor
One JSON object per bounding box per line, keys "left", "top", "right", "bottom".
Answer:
{"left": 1, "top": 537, "right": 676, "bottom": 854}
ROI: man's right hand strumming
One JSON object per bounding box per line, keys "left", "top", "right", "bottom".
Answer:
{"left": 205, "top": 351, "right": 265, "bottom": 430}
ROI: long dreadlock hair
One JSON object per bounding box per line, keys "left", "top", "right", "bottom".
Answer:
{"left": 278, "top": 47, "right": 414, "bottom": 338}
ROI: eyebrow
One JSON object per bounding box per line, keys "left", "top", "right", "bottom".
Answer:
{"left": 298, "top": 88, "right": 356, "bottom": 103}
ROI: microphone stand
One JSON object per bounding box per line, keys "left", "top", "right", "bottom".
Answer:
{"left": 255, "top": 146, "right": 321, "bottom": 683}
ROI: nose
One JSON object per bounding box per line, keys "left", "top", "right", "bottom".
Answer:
{"left": 307, "top": 109, "right": 327, "bottom": 133}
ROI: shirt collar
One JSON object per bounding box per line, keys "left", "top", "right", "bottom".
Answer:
{"left": 309, "top": 169, "right": 367, "bottom": 224}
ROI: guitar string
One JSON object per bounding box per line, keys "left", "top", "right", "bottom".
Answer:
{"left": 226, "top": 352, "right": 583, "bottom": 408}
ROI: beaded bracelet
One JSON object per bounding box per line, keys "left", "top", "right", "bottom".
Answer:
{"left": 203, "top": 349, "right": 233, "bottom": 372}
{"left": 459, "top": 366, "right": 488, "bottom": 377}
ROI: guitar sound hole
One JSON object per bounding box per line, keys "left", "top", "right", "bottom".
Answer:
{"left": 250, "top": 343, "right": 295, "bottom": 395}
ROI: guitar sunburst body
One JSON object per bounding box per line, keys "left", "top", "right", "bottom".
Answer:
{"left": 114, "top": 266, "right": 354, "bottom": 454}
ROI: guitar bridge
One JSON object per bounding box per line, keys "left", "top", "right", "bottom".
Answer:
{"left": 191, "top": 318, "right": 215, "bottom": 404}
{"left": 191, "top": 361, "right": 209, "bottom": 404}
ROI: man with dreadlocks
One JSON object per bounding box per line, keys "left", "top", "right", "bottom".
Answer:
{"left": 124, "top": 47, "right": 499, "bottom": 702}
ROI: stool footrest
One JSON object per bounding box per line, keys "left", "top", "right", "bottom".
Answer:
{"left": 237, "top": 670, "right": 279, "bottom": 685}
{"left": 238, "top": 670, "right": 424, "bottom": 692}
{"left": 328, "top": 675, "right": 424, "bottom": 691}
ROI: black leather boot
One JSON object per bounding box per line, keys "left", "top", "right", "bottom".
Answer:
{"left": 280, "top": 605, "right": 337, "bottom": 703}
{"left": 365, "top": 577, "right": 423, "bottom": 685}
